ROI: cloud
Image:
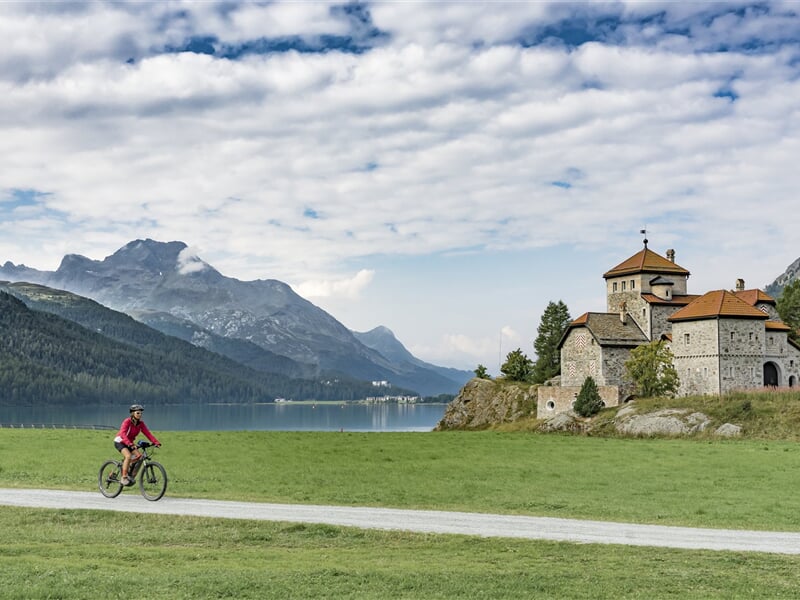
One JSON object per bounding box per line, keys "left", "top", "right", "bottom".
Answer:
{"left": 295, "top": 269, "right": 375, "bottom": 299}
{"left": 0, "top": 2, "right": 799, "bottom": 371}
{"left": 177, "top": 246, "right": 208, "bottom": 275}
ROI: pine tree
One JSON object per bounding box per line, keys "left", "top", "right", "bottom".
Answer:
{"left": 532, "top": 300, "right": 572, "bottom": 384}
{"left": 574, "top": 376, "right": 604, "bottom": 417}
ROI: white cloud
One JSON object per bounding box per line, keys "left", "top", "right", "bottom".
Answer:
{"left": 1, "top": 1, "right": 799, "bottom": 370}
{"left": 295, "top": 269, "right": 375, "bottom": 299}
{"left": 177, "top": 246, "right": 207, "bottom": 275}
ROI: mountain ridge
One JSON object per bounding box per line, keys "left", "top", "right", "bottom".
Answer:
{"left": 0, "top": 239, "right": 471, "bottom": 396}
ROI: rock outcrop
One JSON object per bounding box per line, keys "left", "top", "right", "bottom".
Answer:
{"left": 614, "top": 408, "right": 711, "bottom": 436}
{"left": 434, "top": 378, "right": 537, "bottom": 430}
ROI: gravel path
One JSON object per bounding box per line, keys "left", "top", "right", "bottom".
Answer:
{"left": 2, "top": 488, "right": 800, "bottom": 555}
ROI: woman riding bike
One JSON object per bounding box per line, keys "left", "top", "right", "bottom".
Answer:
{"left": 114, "top": 404, "right": 161, "bottom": 485}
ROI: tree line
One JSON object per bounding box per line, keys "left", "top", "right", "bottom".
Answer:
{"left": 0, "top": 292, "right": 414, "bottom": 405}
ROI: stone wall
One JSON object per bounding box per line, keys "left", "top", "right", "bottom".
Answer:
{"left": 537, "top": 384, "right": 620, "bottom": 419}
{"left": 560, "top": 328, "right": 603, "bottom": 386}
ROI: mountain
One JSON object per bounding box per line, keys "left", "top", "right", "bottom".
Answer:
{"left": 0, "top": 283, "right": 412, "bottom": 404}
{"left": 0, "top": 239, "right": 470, "bottom": 395}
{"left": 353, "top": 326, "right": 472, "bottom": 394}
{"left": 0, "top": 290, "right": 274, "bottom": 405}
{"left": 766, "top": 256, "right": 800, "bottom": 298}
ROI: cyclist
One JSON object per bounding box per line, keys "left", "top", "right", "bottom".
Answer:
{"left": 114, "top": 404, "right": 161, "bottom": 485}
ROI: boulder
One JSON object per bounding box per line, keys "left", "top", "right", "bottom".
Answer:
{"left": 715, "top": 423, "right": 742, "bottom": 437}
{"left": 615, "top": 408, "right": 711, "bottom": 436}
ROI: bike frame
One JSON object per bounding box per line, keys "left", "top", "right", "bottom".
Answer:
{"left": 98, "top": 440, "right": 168, "bottom": 501}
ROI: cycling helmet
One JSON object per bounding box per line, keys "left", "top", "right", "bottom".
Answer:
{"left": 129, "top": 404, "right": 144, "bottom": 413}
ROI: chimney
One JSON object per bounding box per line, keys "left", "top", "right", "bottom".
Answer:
{"left": 666, "top": 249, "right": 675, "bottom": 263}
{"left": 736, "top": 278, "right": 745, "bottom": 292}
{"left": 620, "top": 301, "right": 627, "bottom": 325}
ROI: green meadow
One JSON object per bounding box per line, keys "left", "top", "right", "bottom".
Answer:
{"left": 2, "top": 429, "right": 800, "bottom": 598}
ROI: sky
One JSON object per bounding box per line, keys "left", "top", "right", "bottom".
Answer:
{"left": 1, "top": 1, "right": 800, "bottom": 374}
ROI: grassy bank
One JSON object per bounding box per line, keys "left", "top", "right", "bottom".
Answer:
{"left": 3, "top": 429, "right": 800, "bottom": 598}
{"left": 2, "top": 429, "right": 800, "bottom": 530}
{"left": 2, "top": 507, "right": 799, "bottom": 599}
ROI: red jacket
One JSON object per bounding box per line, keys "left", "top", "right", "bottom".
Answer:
{"left": 115, "top": 417, "right": 160, "bottom": 447}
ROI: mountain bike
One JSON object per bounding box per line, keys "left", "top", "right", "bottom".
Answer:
{"left": 98, "top": 440, "right": 168, "bottom": 501}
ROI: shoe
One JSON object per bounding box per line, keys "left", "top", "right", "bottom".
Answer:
{"left": 121, "top": 476, "right": 131, "bottom": 485}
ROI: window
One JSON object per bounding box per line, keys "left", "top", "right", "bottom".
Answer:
{"left": 666, "top": 289, "right": 671, "bottom": 299}
{"left": 769, "top": 336, "right": 774, "bottom": 346}
{"left": 749, "top": 332, "right": 753, "bottom": 341}
{"left": 703, "top": 367, "right": 708, "bottom": 378}
{"left": 730, "top": 331, "right": 735, "bottom": 341}
{"left": 613, "top": 282, "right": 618, "bottom": 292}
{"left": 621, "top": 281, "right": 626, "bottom": 291}
{"left": 546, "top": 400, "right": 555, "bottom": 410}
{"left": 631, "top": 280, "right": 635, "bottom": 290}
{"left": 684, "top": 333, "right": 690, "bottom": 345}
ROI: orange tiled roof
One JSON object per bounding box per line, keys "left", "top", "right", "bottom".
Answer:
{"left": 668, "top": 290, "right": 769, "bottom": 322}
{"left": 640, "top": 293, "right": 700, "bottom": 306}
{"left": 604, "top": 247, "right": 690, "bottom": 279}
{"left": 766, "top": 321, "right": 791, "bottom": 331}
{"left": 570, "top": 312, "right": 590, "bottom": 326}
{"left": 734, "top": 289, "right": 776, "bottom": 306}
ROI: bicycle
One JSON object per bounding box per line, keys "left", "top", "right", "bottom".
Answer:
{"left": 98, "top": 440, "right": 168, "bottom": 501}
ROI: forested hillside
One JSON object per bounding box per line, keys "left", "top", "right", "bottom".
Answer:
{"left": 0, "top": 292, "right": 411, "bottom": 405}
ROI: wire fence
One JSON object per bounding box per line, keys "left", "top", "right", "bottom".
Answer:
{"left": 0, "top": 423, "right": 116, "bottom": 430}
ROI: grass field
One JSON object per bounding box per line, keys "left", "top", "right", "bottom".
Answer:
{"left": 2, "top": 428, "right": 800, "bottom": 598}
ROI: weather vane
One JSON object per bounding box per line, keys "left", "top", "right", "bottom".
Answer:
{"left": 640, "top": 227, "right": 648, "bottom": 248}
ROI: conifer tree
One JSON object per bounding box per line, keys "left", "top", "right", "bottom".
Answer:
{"left": 532, "top": 300, "right": 572, "bottom": 384}
{"left": 574, "top": 376, "right": 603, "bottom": 417}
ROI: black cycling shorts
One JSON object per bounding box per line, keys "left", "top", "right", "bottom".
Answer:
{"left": 114, "top": 441, "right": 131, "bottom": 452}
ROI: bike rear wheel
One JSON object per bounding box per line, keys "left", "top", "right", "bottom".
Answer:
{"left": 139, "top": 461, "right": 168, "bottom": 501}
{"left": 98, "top": 460, "right": 124, "bottom": 498}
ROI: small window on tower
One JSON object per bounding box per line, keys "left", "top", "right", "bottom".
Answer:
{"left": 631, "top": 280, "right": 635, "bottom": 290}
{"left": 613, "top": 282, "right": 618, "bottom": 292}
{"left": 684, "top": 333, "right": 690, "bottom": 345}
{"left": 621, "top": 281, "right": 626, "bottom": 291}
{"left": 730, "top": 331, "right": 735, "bottom": 341}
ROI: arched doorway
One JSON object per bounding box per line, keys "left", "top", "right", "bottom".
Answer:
{"left": 764, "top": 362, "right": 779, "bottom": 387}
{"left": 790, "top": 376, "right": 797, "bottom": 388}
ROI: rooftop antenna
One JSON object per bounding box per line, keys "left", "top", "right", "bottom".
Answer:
{"left": 640, "top": 227, "right": 648, "bottom": 249}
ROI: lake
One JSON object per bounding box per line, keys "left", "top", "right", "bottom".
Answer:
{"left": 0, "top": 403, "right": 448, "bottom": 432}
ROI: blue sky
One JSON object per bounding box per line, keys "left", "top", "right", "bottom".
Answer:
{"left": 1, "top": 1, "right": 799, "bottom": 373}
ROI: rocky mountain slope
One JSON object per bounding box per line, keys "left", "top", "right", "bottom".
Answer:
{"left": 0, "top": 283, "right": 397, "bottom": 404}
{"left": 766, "top": 255, "right": 800, "bottom": 298}
{"left": 0, "top": 239, "right": 471, "bottom": 396}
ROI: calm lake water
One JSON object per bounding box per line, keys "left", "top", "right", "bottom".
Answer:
{"left": 0, "top": 403, "right": 448, "bottom": 432}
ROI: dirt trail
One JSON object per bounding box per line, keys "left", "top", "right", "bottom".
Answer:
{"left": 2, "top": 488, "right": 799, "bottom": 554}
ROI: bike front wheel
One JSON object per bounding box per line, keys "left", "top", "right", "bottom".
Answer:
{"left": 139, "top": 461, "right": 168, "bottom": 501}
{"left": 98, "top": 460, "right": 123, "bottom": 498}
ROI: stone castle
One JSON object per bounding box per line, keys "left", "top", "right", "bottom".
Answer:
{"left": 537, "top": 240, "right": 800, "bottom": 418}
